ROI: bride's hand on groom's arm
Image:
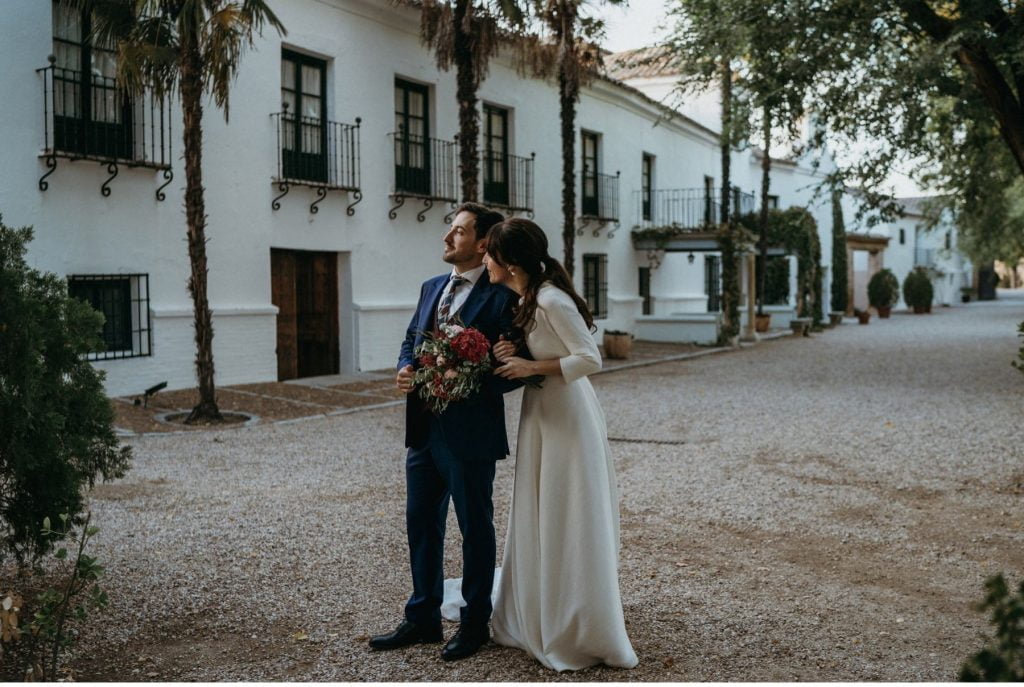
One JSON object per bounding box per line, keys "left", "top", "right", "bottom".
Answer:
{"left": 493, "top": 337, "right": 516, "bottom": 362}
{"left": 494, "top": 357, "right": 562, "bottom": 380}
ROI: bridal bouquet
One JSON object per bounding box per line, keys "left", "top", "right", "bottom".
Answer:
{"left": 413, "top": 322, "right": 493, "bottom": 414}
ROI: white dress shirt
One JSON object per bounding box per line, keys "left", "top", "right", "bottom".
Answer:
{"left": 436, "top": 264, "right": 486, "bottom": 322}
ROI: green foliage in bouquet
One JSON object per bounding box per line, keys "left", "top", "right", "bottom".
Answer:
{"left": 0, "top": 218, "right": 130, "bottom": 564}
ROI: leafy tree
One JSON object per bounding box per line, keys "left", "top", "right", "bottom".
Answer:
{"left": 662, "top": 0, "right": 755, "bottom": 340}
{"left": 960, "top": 574, "right": 1024, "bottom": 681}
{"left": 417, "top": 0, "right": 526, "bottom": 202}
{"left": 70, "top": 0, "right": 286, "bottom": 423}
{"left": 522, "top": 0, "right": 621, "bottom": 277}
{"left": 0, "top": 218, "right": 130, "bottom": 564}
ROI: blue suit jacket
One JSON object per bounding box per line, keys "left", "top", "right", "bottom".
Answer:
{"left": 399, "top": 269, "right": 522, "bottom": 462}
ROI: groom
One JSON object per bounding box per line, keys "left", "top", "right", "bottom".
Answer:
{"left": 370, "top": 203, "right": 520, "bottom": 661}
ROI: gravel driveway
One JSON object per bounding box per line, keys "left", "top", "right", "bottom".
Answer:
{"left": 53, "top": 296, "right": 1024, "bottom": 680}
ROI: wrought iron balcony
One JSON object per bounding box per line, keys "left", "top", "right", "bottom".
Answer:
{"left": 388, "top": 131, "right": 459, "bottom": 222}
{"left": 580, "top": 170, "right": 620, "bottom": 232}
{"left": 36, "top": 63, "right": 173, "bottom": 199}
{"left": 634, "top": 187, "right": 755, "bottom": 229}
{"left": 271, "top": 112, "right": 362, "bottom": 215}
{"left": 483, "top": 151, "right": 535, "bottom": 216}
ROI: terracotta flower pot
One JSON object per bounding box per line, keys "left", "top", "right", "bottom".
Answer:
{"left": 857, "top": 311, "right": 871, "bottom": 324}
{"left": 877, "top": 306, "right": 892, "bottom": 318}
{"left": 913, "top": 305, "right": 927, "bottom": 314}
{"left": 602, "top": 332, "right": 632, "bottom": 360}
{"left": 754, "top": 313, "right": 772, "bottom": 333}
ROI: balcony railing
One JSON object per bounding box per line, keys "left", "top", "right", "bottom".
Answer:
{"left": 389, "top": 131, "right": 459, "bottom": 222}
{"left": 483, "top": 151, "right": 535, "bottom": 216}
{"left": 635, "top": 187, "right": 755, "bottom": 229}
{"left": 271, "top": 112, "right": 362, "bottom": 215}
{"left": 580, "top": 170, "right": 620, "bottom": 227}
{"left": 37, "top": 63, "right": 172, "bottom": 198}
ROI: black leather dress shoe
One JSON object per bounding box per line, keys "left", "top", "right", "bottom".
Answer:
{"left": 441, "top": 623, "right": 489, "bottom": 661}
{"left": 368, "top": 620, "right": 443, "bottom": 650}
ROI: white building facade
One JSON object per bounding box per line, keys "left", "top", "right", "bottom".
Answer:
{"left": 0, "top": 0, "right": 968, "bottom": 396}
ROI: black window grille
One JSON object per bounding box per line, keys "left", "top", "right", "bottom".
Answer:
{"left": 583, "top": 254, "right": 608, "bottom": 319}
{"left": 636, "top": 187, "right": 754, "bottom": 228}
{"left": 945, "top": 231, "right": 951, "bottom": 250}
{"left": 899, "top": 228, "right": 906, "bottom": 245}
{"left": 40, "top": 1, "right": 171, "bottom": 173}
{"left": 705, "top": 255, "right": 721, "bottom": 312}
{"left": 767, "top": 194, "right": 780, "bottom": 209}
{"left": 483, "top": 104, "right": 509, "bottom": 206}
{"left": 703, "top": 176, "right": 715, "bottom": 225}
{"left": 394, "top": 78, "right": 433, "bottom": 196}
{"left": 68, "top": 274, "right": 152, "bottom": 360}
{"left": 641, "top": 154, "right": 653, "bottom": 221}
{"left": 581, "top": 131, "right": 600, "bottom": 216}
{"left": 280, "top": 50, "right": 328, "bottom": 184}
{"left": 638, "top": 266, "right": 651, "bottom": 315}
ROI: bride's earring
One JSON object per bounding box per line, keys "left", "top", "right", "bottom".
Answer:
{"left": 510, "top": 268, "right": 516, "bottom": 276}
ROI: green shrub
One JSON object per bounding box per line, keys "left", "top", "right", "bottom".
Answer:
{"left": 0, "top": 217, "right": 130, "bottom": 564}
{"left": 902, "top": 268, "right": 934, "bottom": 309}
{"left": 1013, "top": 321, "right": 1024, "bottom": 377}
{"left": 960, "top": 574, "right": 1024, "bottom": 681}
{"left": 868, "top": 268, "right": 900, "bottom": 308}
{"left": 830, "top": 190, "right": 849, "bottom": 313}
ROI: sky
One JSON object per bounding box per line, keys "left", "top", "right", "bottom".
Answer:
{"left": 594, "top": 0, "right": 673, "bottom": 54}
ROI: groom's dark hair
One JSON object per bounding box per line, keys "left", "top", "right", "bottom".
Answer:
{"left": 456, "top": 202, "right": 505, "bottom": 241}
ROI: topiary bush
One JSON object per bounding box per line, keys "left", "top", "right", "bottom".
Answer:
{"left": 867, "top": 268, "right": 900, "bottom": 309}
{"left": 903, "top": 268, "right": 934, "bottom": 311}
{"left": 0, "top": 217, "right": 131, "bottom": 564}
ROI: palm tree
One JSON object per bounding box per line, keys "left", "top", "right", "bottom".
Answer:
{"left": 69, "top": 0, "right": 286, "bottom": 423}
{"left": 529, "top": 0, "right": 620, "bottom": 277}
{"left": 418, "top": 0, "right": 526, "bottom": 202}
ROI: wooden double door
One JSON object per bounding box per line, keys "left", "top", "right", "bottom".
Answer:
{"left": 271, "top": 249, "right": 339, "bottom": 381}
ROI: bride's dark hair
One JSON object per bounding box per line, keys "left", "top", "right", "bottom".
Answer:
{"left": 486, "top": 218, "right": 595, "bottom": 340}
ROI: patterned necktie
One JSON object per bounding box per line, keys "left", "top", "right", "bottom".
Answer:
{"left": 437, "top": 275, "right": 469, "bottom": 325}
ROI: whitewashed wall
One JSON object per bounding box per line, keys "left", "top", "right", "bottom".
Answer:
{"left": 5, "top": 0, "right": 938, "bottom": 396}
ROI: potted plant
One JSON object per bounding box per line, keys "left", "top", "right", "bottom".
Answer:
{"left": 854, "top": 307, "right": 871, "bottom": 324}
{"left": 602, "top": 330, "right": 632, "bottom": 359}
{"left": 903, "top": 268, "right": 934, "bottom": 314}
{"left": 754, "top": 313, "right": 772, "bottom": 333}
{"left": 867, "top": 268, "right": 900, "bottom": 318}
{"left": 828, "top": 311, "right": 844, "bottom": 327}
{"left": 961, "top": 286, "right": 973, "bottom": 303}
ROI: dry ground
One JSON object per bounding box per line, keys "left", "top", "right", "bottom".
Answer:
{"left": 4, "top": 302, "right": 1022, "bottom": 681}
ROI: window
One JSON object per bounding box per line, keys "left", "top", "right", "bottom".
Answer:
{"left": 638, "top": 266, "right": 651, "bottom": 315}
{"left": 899, "top": 228, "right": 906, "bottom": 245}
{"left": 483, "top": 104, "right": 509, "bottom": 206}
{"left": 705, "top": 256, "right": 721, "bottom": 312}
{"left": 641, "top": 154, "right": 654, "bottom": 221}
{"left": 583, "top": 254, "right": 608, "bottom": 319}
{"left": 394, "top": 78, "right": 430, "bottom": 195}
{"left": 51, "top": 1, "right": 132, "bottom": 159}
{"left": 703, "top": 176, "right": 715, "bottom": 225}
{"left": 281, "top": 50, "right": 327, "bottom": 183}
{"left": 68, "top": 274, "right": 152, "bottom": 360}
{"left": 767, "top": 194, "right": 780, "bottom": 209}
{"left": 581, "top": 131, "right": 599, "bottom": 216}
{"left": 945, "top": 231, "right": 951, "bottom": 250}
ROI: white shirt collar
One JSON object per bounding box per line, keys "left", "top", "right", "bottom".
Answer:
{"left": 451, "top": 264, "right": 486, "bottom": 286}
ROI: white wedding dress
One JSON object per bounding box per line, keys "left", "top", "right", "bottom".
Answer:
{"left": 443, "top": 283, "right": 638, "bottom": 671}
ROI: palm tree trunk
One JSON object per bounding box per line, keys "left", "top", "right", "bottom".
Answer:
{"left": 181, "top": 29, "right": 222, "bottom": 423}
{"left": 454, "top": 0, "right": 479, "bottom": 202}
{"left": 558, "top": 6, "right": 577, "bottom": 277}
{"left": 757, "top": 104, "right": 772, "bottom": 317}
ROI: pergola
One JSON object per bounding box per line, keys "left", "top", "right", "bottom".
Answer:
{"left": 633, "top": 230, "right": 789, "bottom": 341}
{"left": 844, "top": 232, "right": 890, "bottom": 316}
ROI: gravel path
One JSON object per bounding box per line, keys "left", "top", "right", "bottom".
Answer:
{"left": 54, "top": 297, "right": 1024, "bottom": 680}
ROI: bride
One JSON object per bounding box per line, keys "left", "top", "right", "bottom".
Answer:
{"left": 445, "top": 217, "right": 638, "bottom": 671}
